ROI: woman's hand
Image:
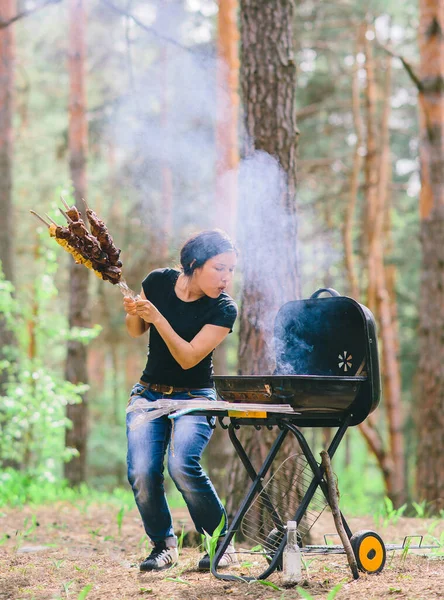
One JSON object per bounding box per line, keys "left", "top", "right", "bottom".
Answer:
{"left": 135, "top": 298, "right": 162, "bottom": 325}
{"left": 123, "top": 296, "right": 138, "bottom": 316}
{"left": 123, "top": 289, "right": 150, "bottom": 337}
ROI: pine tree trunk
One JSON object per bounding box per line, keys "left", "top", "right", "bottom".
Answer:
{"left": 207, "top": 0, "right": 241, "bottom": 493}
{"left": 159, "top": 45, "right": 173, "bottom": 262}
{"left": 0, "top": 0, "right": 16, "bottom": 391}
{"left": 64, "top": 0, "right": 90, "bottom": 485}
{"left": 226, "top": 0, "right": 300, "bottom": 531}
{"left": 416, "top": 0, "right": 444, "bottom": 513}
{"left": 0, "top": 0, "right": 15, "bottom": 284}
{"left": 238, "top": 0, "right": 299, "bottom": 375}
{"left": 215, "top": 0, "right": 239, "bottom": 237}
{"left": 360, "top": 38, "right": 406, "bottom": 506}
{"left": 343, "top": 30, "right": 364, "bottom": 301}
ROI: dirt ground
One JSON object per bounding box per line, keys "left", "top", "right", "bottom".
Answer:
{"left": 0, "top": 503, "right": 443, "bottom": 600}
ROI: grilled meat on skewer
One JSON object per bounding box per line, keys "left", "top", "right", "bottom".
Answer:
{"left": 60, "top": 196, "right": 81, "bottom": 222}
{"left": 82, "top": 198, "right": 122, "bottom": 266}
{"left": 59, "top": 209, "right": 111, "bottom": 266}
{"left": 30, "top": 206, "right": 125, "bottom": 287}
{"left": 95, "top": 264, "right": 122, "bottom": 283}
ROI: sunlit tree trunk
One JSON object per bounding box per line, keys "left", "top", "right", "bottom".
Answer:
{"left": 215, "top": 0, "right": 239, "bottom": 237}
{"left": 416, "top": 0, "right": 444, "bottom": 513}
{"left": 64, "top": 0, "right": 90, "bottom": 485}
{"left": 210, "top": 0, "right": 240, "bottom": 494}
{"left": 237, "top": 0, "right": 299, "bottom": 375}
{"left": 343, "top": 30, "right": 364, "bottom": 302}
{"left": 158, "top": 45, "right": 173, "bottom": 262}
{"left": 226, "top": 0, "right": 300, "bottom": 525}
{"left": 359, "top": 36, "right": 406, "bottom": 507}
{"left": 0, "top": 0, "right": 16, "bottom": 390}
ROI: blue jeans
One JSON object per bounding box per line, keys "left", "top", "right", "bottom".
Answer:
{"left": 126, "top": 383, "right": 227, "bottom": 544}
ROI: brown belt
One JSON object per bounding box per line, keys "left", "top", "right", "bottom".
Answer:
{"left": 138, "top": 380, "right": 192, "bottom": 395}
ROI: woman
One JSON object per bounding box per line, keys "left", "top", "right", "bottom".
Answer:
{"left": 123, "top": 229, "right": 238, "bottom": 572}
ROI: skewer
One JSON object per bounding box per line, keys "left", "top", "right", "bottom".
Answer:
{"left": 45, "top": 213, "right": 59, "bottom": 227}
{"left": 59, "top": 208, "right": 74, "bottom": 223}
{"left": 82, "top": 197, "right": 90, "bottom": 211}
{"left": 60, "top": 195, "right": 70, "bottom": 210}
{"left": 30, "top": 210, "right": 50, "bottom": 228}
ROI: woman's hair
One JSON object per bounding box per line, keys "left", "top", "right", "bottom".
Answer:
{"left": 180, "top": 229, "right": 238, "bottom": 276}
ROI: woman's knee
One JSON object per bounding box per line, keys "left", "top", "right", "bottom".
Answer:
{"left": 168, "top": 454, "right": 202, "bottom": 488}
{"left": 128, "top": 458, "right": 164, "bottom": 489}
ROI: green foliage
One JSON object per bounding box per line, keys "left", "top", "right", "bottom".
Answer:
{"left": 296, "top": 587, "right": 316, "bottom": 600}
{"left": 0, "top": 275, "right": 16, "bottom": 330}
{"left": 411, "top": 500, "right": 427, "bottom": 518}
{"left": 177, "top": 525, "right": 186, "bottom": 555}
{"left": 374, "top": 497, "right": 407, "bottom": 528}
{"left": 164, "top": 577, "right": 191, "bottom": 586}
{"left": 249, "top": 579, "right": 282, "bottom": 591}
{"left": 203, "top": 513, "right": 226, "bottom": 569}
{"left": 77, "top": 584, "right": 93, "bottom": 600}
{"left": 296, "top": 582, "right": 344, "bottom": 600}
{"left": 116, "top": 506, "right": 125, "bottom": 536}
{"left": 312, "top": 428, "right": 385, "bottom": 516}
{"left": 0, "top": 264, "right": 96, "bottom": 477}
{"left": 0, "top": 469, "right": 135, "bottom": 508}
{"left": 428, "top": 529, "right": 444, "bottom": 558}
{"left": 62, "top": 580, "right": 74, "bottom": 595}
{"left": 400, "top": 537, "right": 412, "bottom": 564}
{"left": 0, "top": 366, "right": 85, "bottom": 472}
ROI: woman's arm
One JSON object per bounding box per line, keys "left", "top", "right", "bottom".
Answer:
{"left": 134, "top": 297, "right": 230, "bottom": 369}
{"left": 123, "top": 290, "right": 150, "bottom": 337}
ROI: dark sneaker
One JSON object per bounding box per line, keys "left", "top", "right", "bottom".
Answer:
{"left": 198, "top": 541, "right": 238, "bottom": 570}
{"left": 140, "top": 541, "right": 178, "bottom": 572}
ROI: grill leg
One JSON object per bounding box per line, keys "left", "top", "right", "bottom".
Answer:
{"left": 211, "top": 426, "right": 288, "bottom": 581}
{"left": 211, "top": 415, "right": 353, "bottom": 581}
{"left": 285, "top": 416, "right": 353, "bottom": 538}
{"left": 259, "top": 415, "right": 353, "bottom": 580}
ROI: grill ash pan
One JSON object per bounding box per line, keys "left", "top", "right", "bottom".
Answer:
{"left": 214, "top": 288, "right": 381, "bottom": 426}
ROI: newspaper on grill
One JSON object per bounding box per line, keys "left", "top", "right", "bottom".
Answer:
{"left": 126, "top": 397, "right": 298, "bottom": 430}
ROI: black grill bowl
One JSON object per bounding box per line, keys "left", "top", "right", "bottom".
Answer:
{"left": 214, "top": 290, "right": 381, "bottom": 427}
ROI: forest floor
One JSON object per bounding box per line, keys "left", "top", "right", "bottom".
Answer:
{"left": 0, "top": 503, "right": 443, "bottom": 600}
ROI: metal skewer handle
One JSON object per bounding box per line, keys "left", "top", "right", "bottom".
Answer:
{"left": 116, "top": 279, "right": 140, "bottom": 300}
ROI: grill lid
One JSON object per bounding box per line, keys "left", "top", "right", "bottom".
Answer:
{"left": 214, "top": 289, "right": 381, "bottom": 426}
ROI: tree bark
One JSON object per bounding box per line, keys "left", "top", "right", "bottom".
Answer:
{"left": 343, "top": 30, "right": 364, "bottom": 301}
{"left": 158, "top": 45, "right": 173, "bottom": 262}
{"left": 64, "top": 0, "right": 90, "bottom": 486}
{"left": 226, "top": 0, "right": 300, "bottom": 531}
{"left": 416, "top": 0, "right": 444, "bottom": 513}
{"left": 215, "top": 0, "right": 240, "bottom": 237}
{"left": 0, "top": 0, "right": 16, "bottom": 392}
{"left": 238, "top": 0, "right": 299, "bottom": 375}
{"left": 0, "top": 0, "right": 15, "bottom": 284}
{"left": 359, "top": 37, "right": 406, "bottom": 507}
{"left": 208, "top": 0, "right": 241, "bottom": 493}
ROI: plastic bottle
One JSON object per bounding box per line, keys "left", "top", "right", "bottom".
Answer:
{"left": 282, "top": 520, "right": 301, "bottom": 584}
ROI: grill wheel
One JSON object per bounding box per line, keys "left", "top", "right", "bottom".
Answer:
{"left": 350, "top": 530, "right": 386, "bottom": 573}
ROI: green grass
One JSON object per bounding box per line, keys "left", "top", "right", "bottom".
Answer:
{"left": 304, "top": 427, "right": 386, "bottom": 516}
{"left": 0, "top": 467, "right": 189, "bottom": 511}
{"left": 0, "top": 468, "right": 131, "bottom": 508}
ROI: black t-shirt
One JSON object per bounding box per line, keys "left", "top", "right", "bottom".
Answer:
{"left": 140, "top": 268, "right": 238, "bottom": 387}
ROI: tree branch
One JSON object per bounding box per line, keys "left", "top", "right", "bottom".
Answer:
{"left": 320, "top": 451, "right": 359, "bottom": 580}
{"left": 377, "top": 41, "right": 422, "bottom": 91}
{"left": 0, "top": 0, "right": 62, "bottom": 29}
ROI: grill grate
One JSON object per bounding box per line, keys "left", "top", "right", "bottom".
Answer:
{"left": 240, "top": 453, "right": 327, "bottom": 556}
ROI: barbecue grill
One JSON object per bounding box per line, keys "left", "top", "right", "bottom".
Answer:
{"left": 207, "top": 288, "right": 386, "bottom": 581}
